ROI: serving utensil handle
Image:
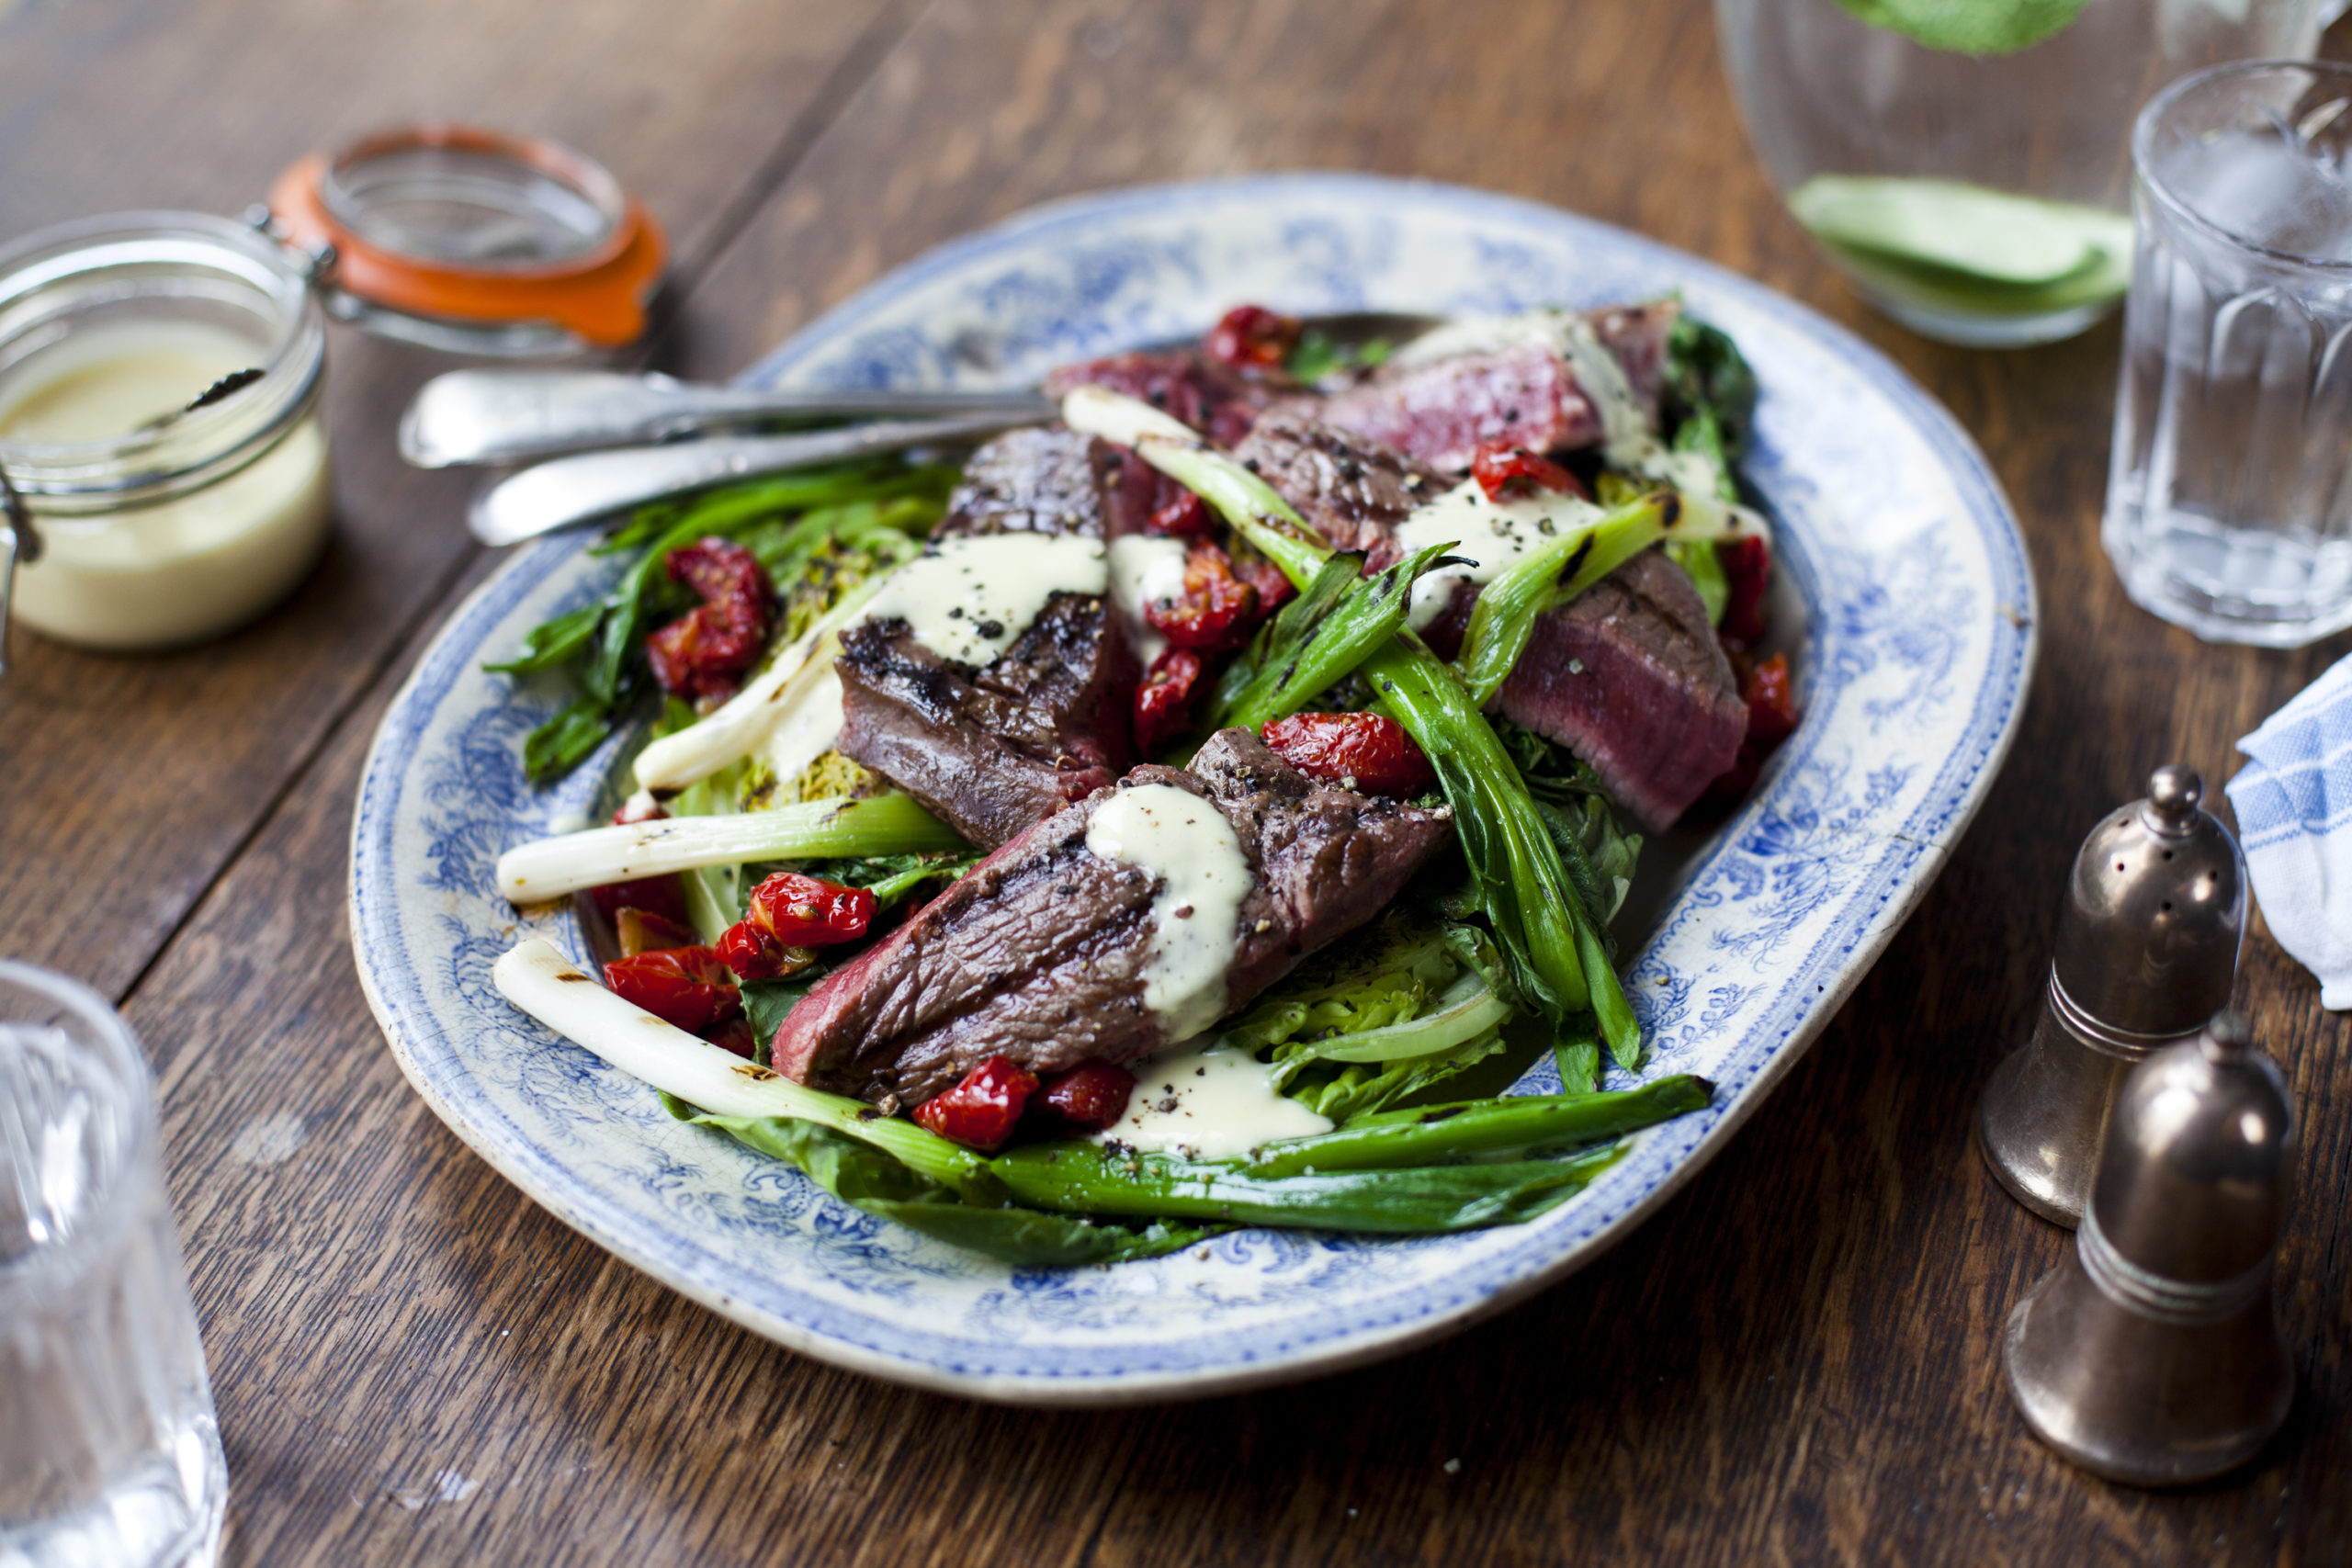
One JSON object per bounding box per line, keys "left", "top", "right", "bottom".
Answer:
{"left": 402, "top": 369, "right": 1055, "bottom": 468}
{"left": 466, "top": 412, "right": 1023, "bottom": 547}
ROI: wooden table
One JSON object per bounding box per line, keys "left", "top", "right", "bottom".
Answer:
{"left": 5, "top": 1, "right": 2346, "bottom": 1561}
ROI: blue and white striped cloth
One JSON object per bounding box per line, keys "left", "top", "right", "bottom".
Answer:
{"left": 2227, "top": 652, "right": 2352, "bottom": 1010}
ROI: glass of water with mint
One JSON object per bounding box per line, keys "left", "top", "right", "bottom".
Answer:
{"left": 2107, "top": 61, "right": 2352, "bottom": 644}
{"left": 1716, "top": 0, "right": 2338, "bottom": 345}
{"left": 0, "top": 961, "right": 227, "bottom": 1568}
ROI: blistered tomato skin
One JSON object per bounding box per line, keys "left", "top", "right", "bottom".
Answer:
{"left": 1134, "top": 648, "right": 1205, "bottom": 756}
{"left": 1718, "top": 536, "right": 1771, "bottom": 648}
{"left": 748, "top": 873, "right": 876, "bottom": 946}
{"left": 1148, "top": 488, "right": 1212, "bottom": 538}
{"left": 1206, "top": 304, "right": 1303, "bottom": 370}
{"left": 647, "top": 537, "right": 772, "bottom": 703}
{"left": 604, "top": 946, "right": 742, "bottom": 1034}
{"left": 1470, "top": 440, "right": 1588, "bottom": 504}
{"left": 1262, "top": 712, "right": 1439, "bottom": 797}
{"left": 1145, "top": 541, "right": 1261, "bottom": 651}
{"left": 913, "top": 1055, "right": 1042, "bottom": 1152}
{"left": 1708, "top": 649, "right": 1802, "bottom": 798}
{"left": 586, "top": 802, "right": 693, "bottom": 927}
{"left": 1033, "top": 1061, "right": 1136, "bottom": 1132}
{"left": 1227, "top": 549, "right": 1296, "bottom": 617}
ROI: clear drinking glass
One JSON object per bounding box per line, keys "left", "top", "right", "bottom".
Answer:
{"left": 2105, "top": 61, "right": 2352, "bottom": 645}
{"left": 1716, "top": 0, "right": 2338, "bottom": 345}
{"left": 0, "top": 962, "right": 226, "bottom": 1568}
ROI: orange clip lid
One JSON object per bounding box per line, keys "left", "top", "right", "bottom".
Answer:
{"left": 269, "top": 125, "right": 665, "bottom": 348}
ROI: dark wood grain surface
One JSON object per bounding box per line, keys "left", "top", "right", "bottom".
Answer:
{"left": 4, "top": 0, "right": 2346, "bottom": 1562}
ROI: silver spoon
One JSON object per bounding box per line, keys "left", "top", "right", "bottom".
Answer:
{"left": 406, "top": 311, "right": 1439, "bottom": 469}
{"left": 467, "top": 412, "right": 1042, "bottom": 547}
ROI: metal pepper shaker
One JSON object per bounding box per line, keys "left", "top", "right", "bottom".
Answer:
{"left": 1978, "top": 765, "right": 2245, "bottom": 1225}
{"left": 2003, "top": 1015, "right": 2295, "bottom": 1485}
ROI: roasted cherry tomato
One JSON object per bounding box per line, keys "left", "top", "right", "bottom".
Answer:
{"left": 703, "top": 1015, "right": 759, "bottom": 1060}
{"left": 747, "top": 873, "right": 876, "bottom": 946}
{"left": 647, "top": 537, "right": 772, "bottom": 703}
{"left": 714, "top": 921, "right": 817, "bottom": 982}
{"left": 718, "top": 872, "right": 871, "bottom": 979}
{"left": 1261, "top": 711, "right": 1438, "bottom": 797}
{"left": 1206, "top": 304, "right": 1303, "bottom": 370}
{"left": 585, "top": 802, "right": 692, "bottom": 928}
{"left": 1709, "top": 649, "right": 1802, "bottom": 799}
{"left": 1144, "top": 541, "right": 1260, "bottom": 651}
{"left": 1470, "top": 439, "right": 1588, "bottom": 504}
{"left": 1134, "top": 648, "right": 1205, "bottom": 756}
{"left": 616, "top": 907, "right": 699, "bottom": 956}
{"left": 1227, "top": 545, "right": 1297, "bottom": 617}
{"left": 1717, "top": 535, "right": 1770, "bottom": 648}
{"left": 913, "top": 1055, "right": 1041, "bottom": 1152}
{"left": 1742, "top": 651, "right": 1799, "bottom": 747}
{"left": 1029, "top": 1061, "right": 1136, "bottom": 1133}
{"left": 604, "top": 946, "right": 741, "bottom": 1034}
{"left": 1148, "top": 487, "right": 1212, "bottom": 538}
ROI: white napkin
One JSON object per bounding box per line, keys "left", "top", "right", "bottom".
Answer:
{"left": 2226, "top": 652, "right": 2352, "bottom": 1010}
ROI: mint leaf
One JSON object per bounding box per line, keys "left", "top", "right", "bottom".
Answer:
{"left": 1831, "top": 0, "right": 2086, "bottom": 55}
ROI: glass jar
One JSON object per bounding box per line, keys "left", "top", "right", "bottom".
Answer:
{"left": 0, "top": 211, "right": 332, "bottom": 650}
{"left": 1715, "top": 0, "right": 2340, "bottom": 346}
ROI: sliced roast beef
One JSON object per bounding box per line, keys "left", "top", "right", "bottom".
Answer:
{"left": 834, "top": 426, "right": 1135, "bottom": 847}
{"left": 1230, "top": 411, "right": 1445, "bottom": 561}
{"left": 933, "top": 424, "right": 1103, "bottom": 539}
{"left": 1293, "top": 301, "right": 1681, "bottom": 473}
{"left": 1416, "top": 552, "right": 1748, "bottom": 832}
{"left": 1237, "top": 415, "right": 1744, "bottom": 830}
{"left": 1043, "top": 349, "right": 1270, "bottom": 446}
{"left": 836, "top": 596, "right": 1136, "bottom": 849}
{"left": 770, "top": 728, "right": 1454, "bottom": 1105}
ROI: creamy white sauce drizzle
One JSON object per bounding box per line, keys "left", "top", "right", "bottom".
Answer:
{"left": 1092, "top": 1038, "right": 1331, "bottom": 1160}
{"left": 1084, "top": 782, "right": 1250, "bottom": 1042}
{"left": 1389, "top": 478, "right": 1604, "bottom": 630}
{"left": 856, "top": 532, "right": 1107, "bottom": 667}
{"left": 1106, "top": 533, "right": 1188, "bottom": 667}
{"left": 755, "top": 666, "right": 846, "bottom": 788}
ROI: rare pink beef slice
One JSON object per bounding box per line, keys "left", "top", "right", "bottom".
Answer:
{"left": 1042, "top": 349, "right": 1270, "bottom": 446}
{"left": 768, "top": 729, "right": 1454, "bottom": 1106}
{"left": 1296, "top": 300, "right": 1682, "bottom": 473}
{"left": 1419, "top": 551, "right": 1747, "bottom": 832}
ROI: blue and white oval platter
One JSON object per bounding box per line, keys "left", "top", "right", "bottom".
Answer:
{"left": 350, "top": 174, "right": 2035, "bottom": 1404}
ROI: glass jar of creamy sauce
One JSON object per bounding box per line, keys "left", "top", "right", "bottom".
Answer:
{"left": 0, "top": 212, "right": 332, "bottom": 650}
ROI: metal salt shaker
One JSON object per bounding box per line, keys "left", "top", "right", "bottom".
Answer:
{"left": 2004, "top": 1015, "right": 2295, "bottom": 1485}
{"left": 1978, "top": 765, "right": 2245, "bottom": 1225}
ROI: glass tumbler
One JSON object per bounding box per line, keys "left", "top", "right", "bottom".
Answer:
{"left": 0, "top": 962, "right": 226, "bottom": 1568}
{"left": 2105, "top": 61, "right": 2352, "bottom": 646}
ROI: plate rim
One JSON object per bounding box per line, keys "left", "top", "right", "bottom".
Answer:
{"left": 351, "top": 171, "right": 2037, "bottom": 1404}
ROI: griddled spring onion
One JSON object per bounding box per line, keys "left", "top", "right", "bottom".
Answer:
{"left": 495, "top": 793, "right": 963, "bottom": 903}
{"left": 1211, "top": 540, "right": 1462, "bottom": 735}
{"left": 494, "top": 939, "right": 989, "bottom": 1189}
{"left": 987, "top": 1141, "right": 1624, "bottom": 1232}
{"left": 1243, "top": 1074, "right": 1710, "bottom": 1177}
